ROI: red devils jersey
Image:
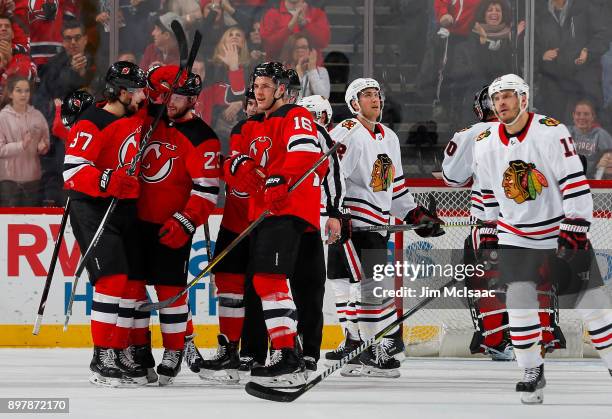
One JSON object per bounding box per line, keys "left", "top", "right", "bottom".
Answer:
{"left": 63, "top": 103, "right": 145, "bottom": 199}
{"left": 137, "top": 107, "right": 221, "bottom": 227}
{"left": 220, "top": 118, "right": 250, "bottom": 233}
{"left": 225, "top": 104, "right": 323, "bottom": 229}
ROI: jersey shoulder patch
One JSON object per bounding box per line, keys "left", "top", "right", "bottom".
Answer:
{"left": 341, "top": 119, "right": 358, "bottom": 131}
{"left": 538, "top": 116, "right": 560, "bottom": 127}
{"left": 476, "top": 128, "right": 492, "bottom": 141}
{"left": 458, "top": 125, "right": 473, "bottom": 132}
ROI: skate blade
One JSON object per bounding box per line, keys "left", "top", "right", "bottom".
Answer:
{"left": 198, "top": 369, "right": 240, "bottom": 384}
{"left": 89, "top": 373, "right": 121, "bottom": 388}
{"left": 157, "top": 375, "right": 176, "bottom": 386}
{"left": 250, "top": 372, "right": 306, "bottom": 388}
{"left": 339, "top": 363, "right": 362, "bottom": 377}
{"left": 521, "top": 389, "right": 543, "bottom": 404}
{"left": 119, "top": 376, "right": 149, "bottom": 387}
{"left": 360, "top": 365, "right": 401, "bottom": 378}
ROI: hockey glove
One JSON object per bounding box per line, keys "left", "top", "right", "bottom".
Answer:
{"left": 557, "top": 218, "right": 590, "bottom": 259}
{"left": 263, "top": 175, "right": 289, "bottom": 213}
{"left": 405, "top": 205, "right": 445, "bottom": 237}
{"left": 327, "top": 206, "right": 351, "bottom": 244}
{"left": 159, "top": 211, "right": 196, "bottom": 249}
{"left": 227, "top": 154, "right": 265, "bottom": 194}
{"left": 146, "top": 65, "right": 188, "bottom": 99}
{"left": 99, "top": 168, "right": 139, "bottom": 199}
{"left": 476, "top": 222, "right": 499, "bottom": 272}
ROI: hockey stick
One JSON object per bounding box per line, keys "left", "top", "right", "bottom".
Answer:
{"left": 245, "top": 277, "right": 457, "bottom": 402}
{"left": 32, "top": 197, "right": 71, "bottom": 335}
{"left": 352, "top": 221, "right": 479, "bottom": 233}
{"left": 138, "top": 123, "right": 360, "bottom": 311}
{"left": 63, "top": 23, "right": 198, "bottom": 330}
{"left": 203, "top": 222, "right": 215, "bottom": 293}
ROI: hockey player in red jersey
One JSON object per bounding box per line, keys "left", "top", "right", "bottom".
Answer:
{"left": 223, "top": 62, "right": 325, "bottom": 387}
{"left": 62, "top": 61, "right": 147, "bottom": 387}
{"left": 124, "top": 67, "right": 222, "bottom": 386}
{"left": 474, "top": 74, "right": 612, "bottom": 403}
{"left": 198, "top": 84, "right": 265, "bottom": 384}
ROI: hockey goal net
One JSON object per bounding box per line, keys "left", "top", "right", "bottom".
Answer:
{"left": 396, "top": 179, "right": 612, "bottom": 358}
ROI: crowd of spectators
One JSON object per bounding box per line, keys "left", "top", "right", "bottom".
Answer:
{"left": 1, "top": 0, "right": 612, "bottom": 207}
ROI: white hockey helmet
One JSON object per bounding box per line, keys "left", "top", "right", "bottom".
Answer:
{"left": 298, "top": 95, "right": 333, "bottom": 125}
{"left": 345, "top": 78, "right": 384, "bottom": 116}
{"left": 488, "top": 74, "right": 530, "bottom": 125}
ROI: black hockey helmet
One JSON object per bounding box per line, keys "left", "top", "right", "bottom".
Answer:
{"left": 250, "top": 61, "right": 290, "bottom": 89}
{"left": 174, "top": 72, "right": 202, "bottom": 96}
{"left": 61, "top": 90, "right": 94, "bottom": 127}
{"left": 473, "top": 85, "right": 495, "bottom": 122}
{"left": 105, "top": 61, "right": 146, "bottom": 93}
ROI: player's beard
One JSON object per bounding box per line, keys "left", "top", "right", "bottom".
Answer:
{"left": 168, "top": 104, "right": 191, "bottom": 120}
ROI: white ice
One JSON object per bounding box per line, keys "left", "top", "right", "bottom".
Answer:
{"left": 1, "top": 349, "right": 611, "bottom": 419}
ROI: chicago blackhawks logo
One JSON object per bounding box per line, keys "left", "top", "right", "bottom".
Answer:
{"left": 140, "top": 141, "right": 178, "bottom": 183}
{"left": 370, "top": 154, "right": 395, "bottom": 192}
{"left": 539, "top": 117, "right": 560, "bottom": 127}
{"left": 118, "top": 131, "right": 139, "bottom": 167}
{"left": 502, "top": 160, "right": 548, "bottom": 204}
{"left": 341, "top": 119, "right": 357, "bottom": 130}
{"left": 249, "top": 136, "right": 272, "bottom": 167}
{"left": 476, "top": 128, "right": 491, "bottom": 141}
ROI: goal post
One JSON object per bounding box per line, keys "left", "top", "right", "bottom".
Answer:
{"left": 393, "top": 179, "right": 612, "bottom": 358}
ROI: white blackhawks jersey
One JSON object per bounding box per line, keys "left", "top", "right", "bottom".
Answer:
{"left": 442, "top": 121, "right": 498, "bottom": 220}
{"left": 330, "top": 118, "right": 417, "bottom": 232}
{"left": 473, "top": 113, "right": 592, "bottom": 249}
{"left": 316, "top": 123, "right": 346, "bottom": 214}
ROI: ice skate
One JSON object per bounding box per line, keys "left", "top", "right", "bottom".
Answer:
{"left": 516, "top": 364, "right": 545, "bottom": 404}
{"left": 199, "top": 334, "right": 240, "bottom": 384}
{"left": 359, "top": 342, "right": 400, "bottom": 378}
{"left": 325, "top": 334, "right": 360, "bottom": 366}
{"left": 114, "top": 347, "right": 148, "bottom": 386}
{"left": 156, "top": 349, "right": 183, "bottom": 386}
{"left": 183, "top": 334, "right": 204, "bottom": 374}
{"left": 250, "top": 348, "right": 306, "bottom": 388}
{"left": 89, "top": 346, "right": 122, "bottom": 387}
{"left": 303, "top": 356, "right": 317, "bottom": 379}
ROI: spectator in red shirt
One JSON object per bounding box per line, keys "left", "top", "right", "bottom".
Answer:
{"left": 139, "top": 12, "right": 183, "bottom": 71}
{"left": 434, "top": 0, "right": 482, "bottom": 37}
{"left": 0, "top": 15, "right": 36, "bottom": 94}
{"left": 259, "top": 0, "right": 330, "bottom": 61}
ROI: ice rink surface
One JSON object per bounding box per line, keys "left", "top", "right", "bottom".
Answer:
{"left": 1, "top": 349, "right": 611, "bottom": 419}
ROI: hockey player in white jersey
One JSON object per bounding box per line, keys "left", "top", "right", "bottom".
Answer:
{"left": 473, "top": 74, "right": 612, "bottom": 404}
{"left": 327, "top": 78, "right": 444, "bottom": 377}
{"left": 442, "top": 86, "right": 516, "bottom": 361}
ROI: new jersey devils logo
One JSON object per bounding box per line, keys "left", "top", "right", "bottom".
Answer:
{"left": 140, "top": 141, "right": 178, "bottom": 183}
{"left": 118, "top": 131, "right": 139, "bottom": 167}
{"left": 249, "top": 136, "right": 272, "bottom": 167}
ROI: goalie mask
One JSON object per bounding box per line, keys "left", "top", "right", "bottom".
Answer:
{"left": 298, "top": 95, "right": 332, "bottom": 126}
{"left": 473, "top": 85, "right": 494, "bottom": 122}
{"left": 488, "top": 74, "right": 529, "bottom": 126}
{"left": 344, "top": 78, "right": 385, "bottom": 122}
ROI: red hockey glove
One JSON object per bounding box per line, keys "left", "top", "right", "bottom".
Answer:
{"left": 228, "top": 154, "right": 265, "bottom": 194}
{"left": 159, "top": 212, "right": 196, "bottom": 249}
{"left": 327, "top": 206, "right": 351, "bottom": 244}
{"left": 476, "top": 222, "right": 499, "bottom": 272}
{"left": 146, "top": 65, "right": 187, "bottom": 99}
{"left": 405, "top": 205, "right": 445, "bottom": 237}
{"left": 557, "top": 218, "right": 590, "bottom": 260}
{"left": 99, "top": 168, "right": 140, "bottom": 199}
{"left": 264, "top": 175, "right": 289, "bottom": 213}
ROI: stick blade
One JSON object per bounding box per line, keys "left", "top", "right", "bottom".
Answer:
{"left": 244, "top": 382, "right": 304, "bottom": 402}
{"left": 170, "top": 20, "right": 188, "bottom": 67}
